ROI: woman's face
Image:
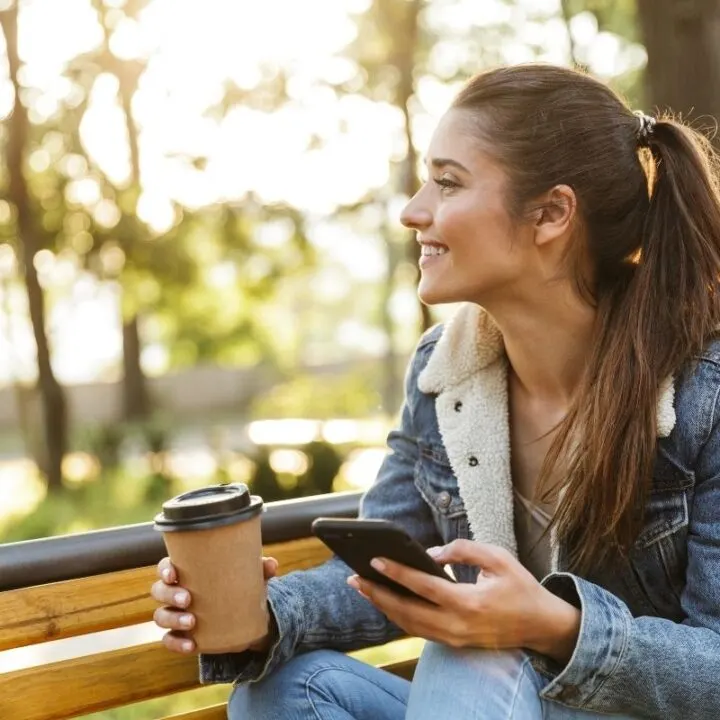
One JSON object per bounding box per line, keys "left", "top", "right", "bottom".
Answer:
{"left": 401, "top": 109, "right": 537, "bottom": 307}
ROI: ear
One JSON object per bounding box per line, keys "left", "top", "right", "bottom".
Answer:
{"left": 532, "top": 184, "right": 577, "bottom": 247}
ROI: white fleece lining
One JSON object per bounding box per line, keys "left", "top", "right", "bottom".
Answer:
{"left": 417, "top": 303, "right": 677, "bottom": 561}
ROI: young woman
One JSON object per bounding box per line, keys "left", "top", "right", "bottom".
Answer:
{"left": 151, "top": 64, "right": 720, "bottom": 719}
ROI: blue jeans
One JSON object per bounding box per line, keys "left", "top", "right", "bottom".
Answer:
{"left": 227, "top": 642, "right": 637, "bottom": 719}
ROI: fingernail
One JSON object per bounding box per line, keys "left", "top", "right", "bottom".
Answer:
{"left": 347, "top": 577, "right": 369, "bottom": 599}
{"left": 182, "top": 640, "right": 193, "bottom": 653}
{"left": 162, "top": 568, "right": 171, "bottom": 582}
{"left": 179, "top": 614, "right": 193, "bottom": 628}
{"left": 174, "top": 592, "right": 188, "bottom": 607}
{"left": 370, "top": 558, "right": 385, "bottom": 572}
{"left": 427, "top": 546, "right": 442, "bottom": 558}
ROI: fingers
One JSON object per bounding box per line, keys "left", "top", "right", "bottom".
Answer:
{"left": 157, "top": 557, "right": 177, "bottom": 584}
{"left": 154, "top": 555, "right": 276, "bottom": 657}
{"left": 154, "top": 604, "right": 197, "bottom": 654}
{"left": 154, "top": 605, "right": 195, "bottom": 631}
{"left": 432, "top": 540, "right": 513, "bottom": 572}
{"left": 154, "top": 557, "right": 196, "bottom": 654}
{"left": 263, "top": 556, "right": 279, "bottom": 580}
{"left": 367, "top": 558, "right": 456, "bottom": 606}
{"left": 352, "top": 576, "right": 441, "bottom": 637}
{"left": 151, "top": 579, "right": 192, "bottom": 609}
{"left": 161, "top": 630, "right": 196, "bottom": 655}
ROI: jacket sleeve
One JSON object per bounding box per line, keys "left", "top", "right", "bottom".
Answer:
{"left": 530, "top": 402, "right": 720, "bottom": 718}
{"left": 200, "top": 339, "right": 442, "bottom": 684}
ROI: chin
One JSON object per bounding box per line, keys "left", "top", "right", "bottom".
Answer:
{"left": 417, "top": 281, "right": 462, "bottom": 306}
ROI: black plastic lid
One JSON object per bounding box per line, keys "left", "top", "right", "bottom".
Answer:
{"left": 153, "top": 483, "right": 263, "bottom": 532}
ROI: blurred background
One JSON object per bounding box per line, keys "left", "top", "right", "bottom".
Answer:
{"left": 0, "top": 0, "right": 717, "bottom": 714}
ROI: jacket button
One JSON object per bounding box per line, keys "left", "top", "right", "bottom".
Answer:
{"left": 437, "top": 491, "right": 451, "bottom": 508}
{"left": 468, "top": 456, "right": 479, "bottom": 467}
{"left": 454, "top": 401, "right": 463, "bottom": 411}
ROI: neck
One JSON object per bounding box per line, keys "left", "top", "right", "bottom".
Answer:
{"left": 484, "top": 290, "right": 597, "bottom": 404}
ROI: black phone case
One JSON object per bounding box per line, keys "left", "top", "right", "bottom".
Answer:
{"left": 311, "top": 517, "right": 455, "bottom": 601}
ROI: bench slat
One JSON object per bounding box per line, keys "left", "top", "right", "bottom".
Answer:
{"left": 0, "top": 537, "right": 331, "bottom": 651}
{"left": 160, "top": 705, "right": 227, "bottom": 720}
{"left": 0, "top": 641, "right": 418, "bottom": 720}
{"left": 0, "top": 642, "right": 199, "bottom": 720}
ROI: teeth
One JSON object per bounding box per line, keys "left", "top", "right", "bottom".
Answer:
{"left": 422, "top": 246, "right": 448, "bottom": 256}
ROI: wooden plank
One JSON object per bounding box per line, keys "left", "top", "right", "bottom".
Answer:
{"left": 0, "top": 537, "right": 331, "bottom": 651}
{"left": 383, "top": 657, "right": 417, "bottom": 681}
{"left": 0, "top": 641, "right": 419, "bottom": 720}
{"left": 0, "top": 642, "right": 199, "bottom": 720}
{"left": 160, "top": 704, "right": 227, "bottom": 720}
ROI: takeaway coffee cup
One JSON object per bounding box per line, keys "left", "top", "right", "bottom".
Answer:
{"left": 153, "top": 483, "right": 267, "bottom": 653}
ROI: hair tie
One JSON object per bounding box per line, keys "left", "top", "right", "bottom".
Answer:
{"left": 634, "top": 110, "right": 657, "bottom": 147}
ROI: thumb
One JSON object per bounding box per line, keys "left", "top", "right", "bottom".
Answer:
{"left": 263, "top": 556, "right": 279, "bottom": 580}
{"left": 428, "top": 540, "right": 511, "bottom": 573}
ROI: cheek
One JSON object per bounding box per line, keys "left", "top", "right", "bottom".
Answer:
{"left": 436, "top": 196, "right": 512, "bottom": 249}
{"left": 434, "top": 202, "right": 477, "bottom": 243}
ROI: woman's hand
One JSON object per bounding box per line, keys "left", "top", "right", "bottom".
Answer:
{"left": 151, "top": 556, "right": 279, "bottom": 654}
{"left": 347, "top": 539, "right": 580, "bottom": 664}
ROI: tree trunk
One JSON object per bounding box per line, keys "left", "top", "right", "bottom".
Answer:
{"left": 394, "top": 0, "right": 432, "bottom": 334}
{"left": 121, "top": 314, "right": 149, "bottom": 419}
{"left": 637, "top": 0, "right": 720, "bottom": 141}
{"left": 115, "top": 48, "right": 151, "bottom": 421}
{"left": 1, "top": 4, "right": 67, "bottom": 490}
{"left": 94, "top": 4, "right": 151, "bottom": 421}
{"left": 379, "top": 217, "right": 400, "bottom": 414}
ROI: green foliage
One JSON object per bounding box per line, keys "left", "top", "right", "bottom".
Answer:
{"left": 0, "top": 0, "right": 652, "bottom": 421}
{"left": 0, "top": 467, "right": 176, "bottom": 542}
{"left": 247, "top": 440, "right": 345, "bottom": 502}
{"left": 250, "top": 368, "right": 384, "bottom": 420}
{"left": 79, "top": 412, "right": 172, "bottom": 471}
{"left": 301, "top": 440, "right": 344, "bottom": 495}
{"left": 564, "top": 0, "right": 645, "bottom": 106}
{"left": 567, "top": 0, "right": 640, "bottom": 42}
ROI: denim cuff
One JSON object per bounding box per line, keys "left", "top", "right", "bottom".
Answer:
{"left": 529, "top": 572, "right": 631, "bottom": 708}
{"left": 199, "top": 577, "right": 302, "bottom": 684}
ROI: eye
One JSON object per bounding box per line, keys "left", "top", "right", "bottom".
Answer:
{"left": 433, "top": 176, "right": 460, "bottom": 192}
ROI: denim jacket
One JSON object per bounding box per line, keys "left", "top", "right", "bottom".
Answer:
{"left": 201, "top": 304, "right": 720, "bottom": 719}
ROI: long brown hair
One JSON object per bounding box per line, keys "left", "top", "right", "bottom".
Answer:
{"left": 452, "top": 64, "right": 720, "bottom": 572}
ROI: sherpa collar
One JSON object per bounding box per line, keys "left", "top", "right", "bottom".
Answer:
{"left": 418, "top": 303, "right": 676, "bottom": 438}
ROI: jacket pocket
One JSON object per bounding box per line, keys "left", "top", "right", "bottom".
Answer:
{"left": 414, "top": 442, "right": 465, "bottom": 518}
{"left": 635, "top": 489, "right": 689, "bottom": 548}
{"left": 414, "top": 442, "right": 474, "bottom": 582}
{"left": 630, "top": 489, "right": 689, "bottom": 617}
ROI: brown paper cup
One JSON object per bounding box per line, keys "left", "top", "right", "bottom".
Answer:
{"left": 155, "top": 484, "right": 267, "bottom": 654}
{"left": 162, "top": 512, "right": 268, "bottom": 653}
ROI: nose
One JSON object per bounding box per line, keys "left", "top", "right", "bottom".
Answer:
{"left": 400, "top": 191, "right": 432, "bottom": 230}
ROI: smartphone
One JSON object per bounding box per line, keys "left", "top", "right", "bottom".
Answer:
{"left": 311, "top": 517, "right": 456, "bottom": 601}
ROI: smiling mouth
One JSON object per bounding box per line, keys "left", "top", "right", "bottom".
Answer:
{"left": 420, "top": 244, "right": 449, "bottom": 257}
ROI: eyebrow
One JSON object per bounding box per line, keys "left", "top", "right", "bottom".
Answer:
{"left": 428, "top": 157, "right": 470, "bottom": 174}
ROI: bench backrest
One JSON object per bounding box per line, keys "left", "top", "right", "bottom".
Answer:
{"left": 0, "top": 492, "right": 362, "bottom": 720}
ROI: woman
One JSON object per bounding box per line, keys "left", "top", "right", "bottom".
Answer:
{"left": 151, "top": 64, "right": 720, "bottom": 719}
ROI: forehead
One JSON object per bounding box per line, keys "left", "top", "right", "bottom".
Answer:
{"left": 426, "top": 109, "right": 489, "bottom": 169}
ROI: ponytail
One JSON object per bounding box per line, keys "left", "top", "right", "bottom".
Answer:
{"left": 550, "top": 118, "right": 720, "bottom": 572}
{"left": 640, "top": 119, "right": 720, "bottom": 372}
{"left": 452, "top": 65, "right": 720, "bottom": 572}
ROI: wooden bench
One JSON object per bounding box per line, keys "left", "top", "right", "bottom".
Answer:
{"left": 0, "top": 491, "right": 421, "bottom": 720}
